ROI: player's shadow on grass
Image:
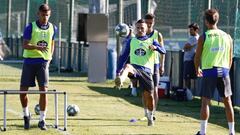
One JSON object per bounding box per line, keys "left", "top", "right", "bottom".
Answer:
{"left": 88, "top": 85, "right": 240, "bottom": 133}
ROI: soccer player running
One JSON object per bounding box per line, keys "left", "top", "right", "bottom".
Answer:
{"left": 194, "top": 9, "right": 235, "bottom": 135}
{"left": 115, "top": 19, "right": 166, "bottom": 126}
{"left": 140, "top": 13, "right": 165, "bottom": 121}
{"left": 183, "top": 23, "right": 199, "bottom": 91}
{"left": 20, "top": 4, "right": 57, "bottom": 130}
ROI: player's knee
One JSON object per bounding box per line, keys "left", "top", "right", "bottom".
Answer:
{"left": 222, "top": 97, "right": 232, "bottom": 105}
{"left": 201, "top": 97, "right": 210, "bottom": 106}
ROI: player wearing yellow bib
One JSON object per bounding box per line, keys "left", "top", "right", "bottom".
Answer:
{"left": 194, "top": 9, "right": 235, "bottom": 135}
{"left": 138, "top": 13, "right": 165, "bottom": 121}
{"left": 20, "top": 4, "right": 57, "bottom": 130}
{"left": 115, "top": 19, "right": 166, "bottom": 126}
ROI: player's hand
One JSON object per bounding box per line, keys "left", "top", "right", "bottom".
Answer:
{"left": 196, "top": 68, "right": 203, "bottom": 77}
{"left": 149, "top": 45, "right": 156, "bottom": 51}
{"left": 36, "top": 46, "right": 48, "bottom": 53}
{"left": 160, "top": 66, "right": 164, "bottom": 76}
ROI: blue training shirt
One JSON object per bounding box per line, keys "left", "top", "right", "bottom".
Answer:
{"left": 23, "top": 20, "right": 58, "bottom": 64}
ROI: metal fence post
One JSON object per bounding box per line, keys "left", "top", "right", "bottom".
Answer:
{"left": 54, "top": 90, "right": 58, "bottom": 128}
{"left": 63, "top": 92, "right": 67, "bottom": 131}
{"left": 3, "top": 91, "right": 7, "bottom": 131}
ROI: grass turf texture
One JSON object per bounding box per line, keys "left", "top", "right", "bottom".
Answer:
{"left": 0, "top": 63, "right": 239, "bottom": 135}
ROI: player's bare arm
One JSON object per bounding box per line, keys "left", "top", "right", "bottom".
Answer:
{"left": 158, "top": 32, "right": 165, "bottom": 75}
{"left": 194, "top": 35, "right": 204, "bottom": 77}
{"left": 23, "top": 40, "right": 48, "bottom": 52}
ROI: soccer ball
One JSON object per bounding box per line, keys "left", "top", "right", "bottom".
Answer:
{"left": 115, "top": 23, "right": 130, "bottom": 37}
{"left": 67, "top": 104, "right": 80, "bottom": 116}
{"left": 34, "top": 104, "right": 40, "bottom": 115}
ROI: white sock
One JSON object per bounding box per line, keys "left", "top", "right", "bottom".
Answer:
{"left": 131, "top": 87, "right": 137, "bottom": 96}
{"left": 119, "top": 75, "right": 127, "bottom": 83}
{"left": 23, "top": 107, "right": 29, "bottom": 117}
{"left": 148, "top": 111, "right": 153, "bottom": 120}
{"left": 228, "top": 122, "right": 235, "bottom": 135}
{"left": 144, "top": 108, "right": 148, "bottom": 117}
{"left": 39, "top": 111, "right": 47, "bottom": 121}
{"left": 200, "top": 120, "right": 208, "bottom": 134}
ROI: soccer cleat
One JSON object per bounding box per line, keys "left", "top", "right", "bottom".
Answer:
{"left": 115, "top": 76, "right": 123, "bottom": 89}
{"left": 147, "top": 119, "right": 154, "bottom": 126}
{"left": 38, "top": 120, "right": 47, "bottom": 130}
{"left": 23, "top": 115, "right": 31, "bottom": 129}
{"left": 196, "top": 131, "right": 205, "bottom": 135}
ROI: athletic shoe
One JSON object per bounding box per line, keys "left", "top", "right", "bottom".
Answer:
{"left": 148, "top": 119, "right": 154, "bottom": 126}
{"left": 38, "top": 120, "right": 47, "bottom": 130}
{"left": 196, "top": 131, "right": 205, "bottom": 135}
{"left": 115, "top": 76, "right": 123, "bottom": 89}
{"left": 139, "top": 116, "right": 148, "bottom": 121}
{"left": 23, "top": 115, "right": 31, "bottom": 129}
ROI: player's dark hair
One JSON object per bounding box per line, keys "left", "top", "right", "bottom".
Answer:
{"left": 39, "top": 4, "right": 51, "bottom": 12}
{"left": 135, "top": 19, "right": 145, "bottom": 24}
{"left": 188, "top": 23, "right": 199, "bottom": 30}
{"left": 144, "top": 13, "right": 155, "bottom": 20}
{"left": 205, "top": 9, "right": 219, "bottom": 25}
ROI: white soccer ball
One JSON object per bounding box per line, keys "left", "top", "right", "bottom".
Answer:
{"left": 67, "top": 104, "right": 80, "bottom": 116}
{"left": 115, "top": 23, "right": 130, "bottom": 37}
{"left": 34, "top": 104, "right": 40, "bottom": 115}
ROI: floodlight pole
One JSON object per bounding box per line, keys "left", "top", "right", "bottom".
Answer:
{"left": 67, "top": 0, "right": 74, "bottom": 71}
{"left": 105, "top": 0, "right": 109, "bottom": 14}
{"left": 6, "top": 0, "right": 11, "bottom": 45}
{"left": 208, "top": 0, "right": 211, "bottom": 9}
{"left": 147, "top": 0, "right": 151, "bottom": 13}
{"left": 136, "top": 0, "right": 141, "bottom": 20}
{"left": 24, "top": 0, "right": 30, "bottom": 27}
{"left": 203, "top": 0, "right": 212, "bottom": 32}
{"left": 116, "top": 0, "right": 123, "bottom": 59}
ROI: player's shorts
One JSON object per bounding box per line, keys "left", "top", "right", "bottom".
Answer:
{"left": 128, "top": 66, "right": 154, "bottom": 92}
{"left": 20, "top": 62, "right": 49, "bottom": 88}
{"left": 183, "top": 60, "right": 196, "bottom": 79}
{"left": 200, "top": 75, "right": 232, "bottom": 98}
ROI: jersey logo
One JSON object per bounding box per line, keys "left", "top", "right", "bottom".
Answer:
{"left": 37, "top": 40, "right": 48, "bottom": 47}
{"left": 134, "top": 48, "right": 146, "bottom": 56}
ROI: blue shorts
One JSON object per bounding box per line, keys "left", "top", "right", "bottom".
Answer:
{"left": 183, "top": 60, "right": 196, "bottom": 79}
{"left": 20, "top": 62, "right": 49, "bottom": 87}
{"left": 200, "top": 76, "right": 232, "bottom": 98}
